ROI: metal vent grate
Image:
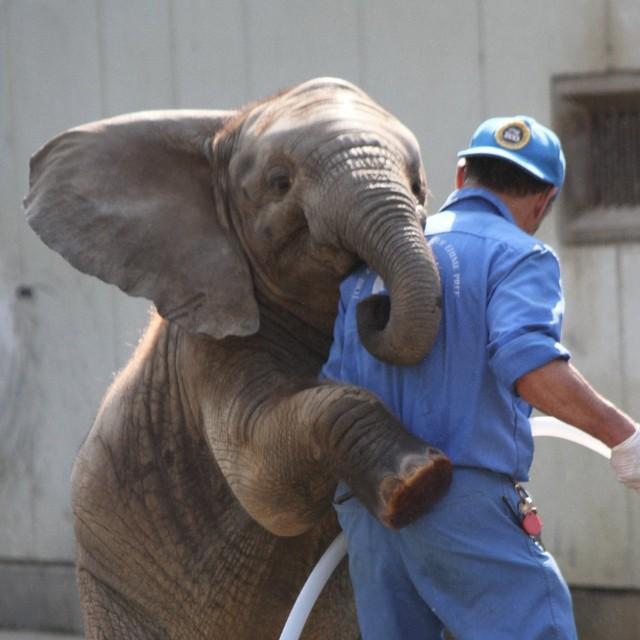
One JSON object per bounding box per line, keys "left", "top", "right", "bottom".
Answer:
{"left": 553, "top": 72, "right": 640, "bottom": 244}
{"left": 588, "top": 97, "right": 640, "bottom": 208}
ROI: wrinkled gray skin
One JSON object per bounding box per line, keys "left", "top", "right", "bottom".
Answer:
{"left": 25, "top": 78, "right": 450, "bottom": 639}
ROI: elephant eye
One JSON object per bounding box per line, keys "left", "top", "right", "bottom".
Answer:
{"left": 411, "top": 172, "right": 427, "bottom": 204}
{"left": 268, "top": 168, "right": 292, "bottom": 195}
{"left": 411, "top": 179, "right": 425, "bottom": 202}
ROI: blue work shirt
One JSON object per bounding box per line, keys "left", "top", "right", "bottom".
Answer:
{"left": 321, "top": 187, "right": 570, "bottom": 481}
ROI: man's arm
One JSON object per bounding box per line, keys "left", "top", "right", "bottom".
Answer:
{"left": 516, "top": 358, "right": 635, "bottom": 447}
{"left": 516, "top": 358, "right": 640, "bottom": 490}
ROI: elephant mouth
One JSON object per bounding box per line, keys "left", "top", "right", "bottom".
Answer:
{"left": 356, "top": 293, "right": 390, "bottom": 333}
{"left": 346, "top": 256, "right": 366, "bottom": 274}
{"left": 302, "top": 235, "right": 364, "bottom": 280}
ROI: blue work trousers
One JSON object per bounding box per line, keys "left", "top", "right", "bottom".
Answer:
{"left": 335, "top": 467, "right": 577, "bottom": 639}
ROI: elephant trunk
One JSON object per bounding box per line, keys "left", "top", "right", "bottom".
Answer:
{"left": 344, "top": 187, "right": 442, "bottom": 365}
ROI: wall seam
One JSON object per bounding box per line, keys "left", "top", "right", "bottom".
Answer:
{"left": 355, "top": 0, "right": 367, "bottom": 88}
{"left": 167, "top": 0, "right": 179, "bottom": 107}
{"left": 604, "top": 0, "right": 613, "bottom": 70}
{"left": 3, "top": 3, "right": 24, "bottom": 278}
{"left": 240, "top": 0, "right": 252, "bottom": 102}
{"left": 477, "top": 0, "right": 488, "bottom": 118}
{"left": 0, "top": 557, "right": 75, "bottom": 568}
{"left": 616, "top": 246, "right": 628, "bottom": 412}
{"left": 96, "top": 0, "right": 107, "bottom": 118}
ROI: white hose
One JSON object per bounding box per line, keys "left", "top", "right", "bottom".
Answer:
{"left": 530, "top": 416, "right": 611, "bottom": 459}
{"left": 278, "top": 532, "right": 348, "bottom": 640}
{"left": 278, "top": 416, "right": 611, "bottom": 640}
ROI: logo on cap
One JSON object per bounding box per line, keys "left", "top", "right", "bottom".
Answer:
{"left": 495, "top": 120, "right": 531, "bottom": 150}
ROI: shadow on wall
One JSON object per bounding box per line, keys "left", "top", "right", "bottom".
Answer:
{"left": 0, "top": 287, "right": 37, "bottom": 486}
{"left": 573, "top": 588, "right": 640, "bottom": 640}
{"left": 0, "top": 561, "right": 82, "bottom": 635}
{"left": 0, "top": 567, "right": 638, "bottom": 640}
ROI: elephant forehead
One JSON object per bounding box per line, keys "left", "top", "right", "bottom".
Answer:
{"left": 245, "top": 102, "right": 421, "bottom": 162}
{"left": 286, "top": 76, "right": 364, "bottom": 97}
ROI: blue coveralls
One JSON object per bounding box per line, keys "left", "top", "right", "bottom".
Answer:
{"left": 321, "top": 187, "right": 578, "bottom": 639}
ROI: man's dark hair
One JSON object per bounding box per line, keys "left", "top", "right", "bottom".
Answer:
{"left": 464, "top": 156, "right": 552, "bottom": 197}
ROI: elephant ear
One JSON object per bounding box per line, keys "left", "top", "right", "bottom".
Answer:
{"left": 24, "top": 110, "right": 259, "bottom": 339}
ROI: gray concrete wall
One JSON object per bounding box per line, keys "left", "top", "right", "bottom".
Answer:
{"left": 1, "top": 0, "right": 639, "bottom": 634}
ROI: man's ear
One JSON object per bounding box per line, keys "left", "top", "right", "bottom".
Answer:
{"left": 533, "top": 186, "right": 558, "bottom": 225}
{"left": 455, "top": 159, "right": 467, "bottom": 189}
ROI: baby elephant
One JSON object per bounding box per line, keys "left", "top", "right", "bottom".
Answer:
{"left": 25, "top": 77, "right": 451, "bottom": 639}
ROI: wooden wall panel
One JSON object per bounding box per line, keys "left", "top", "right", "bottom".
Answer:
{"left": 625, "top": 258, "right": 640, "bottom": 595}
{"left": 561, "top": 246, "right": 624, "bottom": 405}
{"left": 0, "top": 0, "right": 113, "bottom": 560}
{"left": 620, "top": 246, "right": 640, "bottom": 421}
{"left": 361, "top": 0, "right": 483, "bottom": 208}
{"left": 482, "top": 0, "right": 608, "bottom": 113}
{"left": 530, "top": 437, "right": 634, "bottom": 587}
{"left": 0, "top": 0, "right": 19, "bottom": 286}
{"left": 609, "top": 0, "right": 640, "bottom": 69}
{"left": 243, "top": 0, "right": 360, "bottom": 99}
{"left": 171, "top": 0, "right": 248, "bottom": 108}
{"left": 98, "top": 0, "right": 176, "bottom": 114}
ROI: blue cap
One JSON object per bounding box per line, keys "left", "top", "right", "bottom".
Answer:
{"left": 457, "top": 116, "right": 566, "bottom": 190}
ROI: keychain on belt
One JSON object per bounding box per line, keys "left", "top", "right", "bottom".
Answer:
{"left": 503, "top": 483, "right": 544, "bottom": 547}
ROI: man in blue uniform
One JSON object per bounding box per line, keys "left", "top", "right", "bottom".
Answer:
{"left": 322, "top": 116, "right": 640, "bottom": 639}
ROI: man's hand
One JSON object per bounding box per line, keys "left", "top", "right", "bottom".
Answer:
{"left": 611, "top": 428, "right": 640, "bottom": 491}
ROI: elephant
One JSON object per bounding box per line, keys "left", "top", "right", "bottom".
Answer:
{"left": 24, "top": 77, "right": 451, "bottom": 639}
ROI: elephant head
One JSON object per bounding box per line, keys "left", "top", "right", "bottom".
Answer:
{"left": 25, "top": 77, "right": 441, "bottom": 365}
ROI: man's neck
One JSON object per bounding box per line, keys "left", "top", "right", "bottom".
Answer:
{"left": 462, "top": 180, "right": 541, "bottom": 235}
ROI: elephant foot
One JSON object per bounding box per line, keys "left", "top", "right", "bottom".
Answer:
{"left": 378, "top": 450, "right": 452, "bottom": 529}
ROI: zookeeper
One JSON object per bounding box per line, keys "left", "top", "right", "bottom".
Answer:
{"left": 321, "top": 115, "right": 640, "bottom": 639}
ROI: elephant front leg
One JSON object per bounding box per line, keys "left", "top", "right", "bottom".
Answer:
{"left": 209, "top": 383, "right": 452, "bottom": 536}
{"left": 311, "top": 384, "right": 453, "bottom": 529}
